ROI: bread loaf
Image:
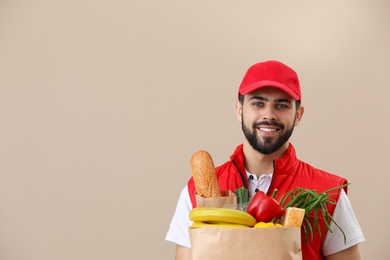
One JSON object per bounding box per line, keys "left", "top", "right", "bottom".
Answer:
{"left": 190, "top": 150, "right": 221, "bottom": 198}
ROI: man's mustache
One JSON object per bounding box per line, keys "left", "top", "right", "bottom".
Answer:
{"left": 254, "top": 121, "right": 284, "bottom": 129}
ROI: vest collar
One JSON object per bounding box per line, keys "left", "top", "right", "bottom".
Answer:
{"left": 230, "top": 142, "right": 299, "bottom": 176}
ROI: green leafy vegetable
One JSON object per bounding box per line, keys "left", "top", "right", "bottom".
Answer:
{"left": 278, "top": 183, "right": 349, "bottom": 244}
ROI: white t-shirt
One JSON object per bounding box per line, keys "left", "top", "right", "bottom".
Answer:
{"left": 166, "top": 172, "right": 365, "bottom": 256}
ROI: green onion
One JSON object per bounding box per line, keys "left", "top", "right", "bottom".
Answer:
{"left": 278, "top": 183, "right": 349, "bottom": 244}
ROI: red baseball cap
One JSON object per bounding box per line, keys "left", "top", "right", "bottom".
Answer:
{"left": 238, "top": 60, "right": 301, "bottom": 101}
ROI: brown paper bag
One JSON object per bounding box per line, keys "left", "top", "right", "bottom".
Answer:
{"left": 195, "top": 190, "right": 237, "bottom": 208}
{"left": 189, "top": 227, "right": 302, "bottom": 260}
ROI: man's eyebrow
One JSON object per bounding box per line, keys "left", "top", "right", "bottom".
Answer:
{"left": 274, "top": 98, "right": 293, "bottom": 104}
{"left": 248, "top": 96, "right": 268, "bottom": 101}
{"left": 248, "top": 96, "right": 292, "bottom": 104}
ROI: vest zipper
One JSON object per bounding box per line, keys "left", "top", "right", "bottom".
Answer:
{"left": 266, "top": 160, "right": 276, "bottom": 196}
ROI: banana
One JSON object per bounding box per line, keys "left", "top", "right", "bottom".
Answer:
{"left": 189, "top": 207, "right": 257, "bottom": 227}
{"left": 190, "top": 221, "right": 251, "bottom": 229}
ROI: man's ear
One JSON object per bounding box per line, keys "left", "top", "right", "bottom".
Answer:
{"left": 294, "top": 106, "right": 304, "bottom": 126}
{"left": 235, "top": 100, "right": 242, "bottom": 122}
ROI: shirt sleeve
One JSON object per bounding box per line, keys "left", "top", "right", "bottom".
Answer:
{"left": 165, "top": 186, "right": 193, "bottom": 248}
{"left": 322, "top": 189, "right": 365, "bottom": 256}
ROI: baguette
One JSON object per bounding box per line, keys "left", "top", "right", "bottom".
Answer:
{"left": 190, "top": 150, "right": 221, "bottom": 198}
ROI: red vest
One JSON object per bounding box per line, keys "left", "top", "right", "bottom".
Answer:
{"left": 188, "top": 143, "right": 348, "bottom": 259}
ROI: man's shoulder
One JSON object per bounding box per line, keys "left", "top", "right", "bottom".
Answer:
{"left": 290, "top": 159, "right": 348, "bottom": 193}
{"left": 215, "top": 159, "right": 237, "bottom": 176}
{"left": 287, "top": 143, "right": 344, "bottom": 179}
{"left": 297, "top": 159, "right": 345, "bottom": 180}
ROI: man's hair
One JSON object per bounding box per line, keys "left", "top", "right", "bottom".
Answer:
{"left": 238, "top": 94, "right": 301, "bottom": 109}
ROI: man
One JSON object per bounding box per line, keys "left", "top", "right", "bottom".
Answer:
{"left": 166, "top": 60, "right": 365, "bottom": 259}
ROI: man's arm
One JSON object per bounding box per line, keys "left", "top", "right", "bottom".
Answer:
{"left": 325, "top": 245, "right": 361, "bottom": 260}
{"left": 175, "top": 245, "right": 191, "bottom": 260}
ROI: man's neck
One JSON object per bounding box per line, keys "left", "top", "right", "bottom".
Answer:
{"left": 242, "top": 140, "right": 289, "bottom": 178}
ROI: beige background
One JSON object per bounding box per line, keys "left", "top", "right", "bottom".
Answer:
{"left": 0, "top": 1, "right": 389, "bottom": 259}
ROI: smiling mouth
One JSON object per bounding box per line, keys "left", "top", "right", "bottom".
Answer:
{"left": 259, "top": 127, "right": 278, "bottom": 132}
{"left": 257, "top": 127, "right": 280, "bottom": 133}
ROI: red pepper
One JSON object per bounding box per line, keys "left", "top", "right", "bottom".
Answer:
{"left": 246, "top": 191, "right": 284, "bottom": 223}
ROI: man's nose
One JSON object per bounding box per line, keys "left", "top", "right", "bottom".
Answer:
{"left": 262, "top": 107, "right": 277, "bottom": 121}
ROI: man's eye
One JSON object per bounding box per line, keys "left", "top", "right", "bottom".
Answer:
{"left": 276, "top": 104, "right": 288, "bottom": 109}
{"left": 253, "top": 102, "right": 263, "bottom": 107}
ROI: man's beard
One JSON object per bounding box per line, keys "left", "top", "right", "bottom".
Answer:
{"left": 242, "top": 118, "right": 295, "bottom": 155}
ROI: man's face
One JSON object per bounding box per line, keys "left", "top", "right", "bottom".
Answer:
{"left": 238, "top": 87, "right": 303, "bottom": 155}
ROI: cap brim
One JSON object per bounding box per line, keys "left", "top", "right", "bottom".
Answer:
{"left": 239, "top": 80, "right": 300, "bottom": 100}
